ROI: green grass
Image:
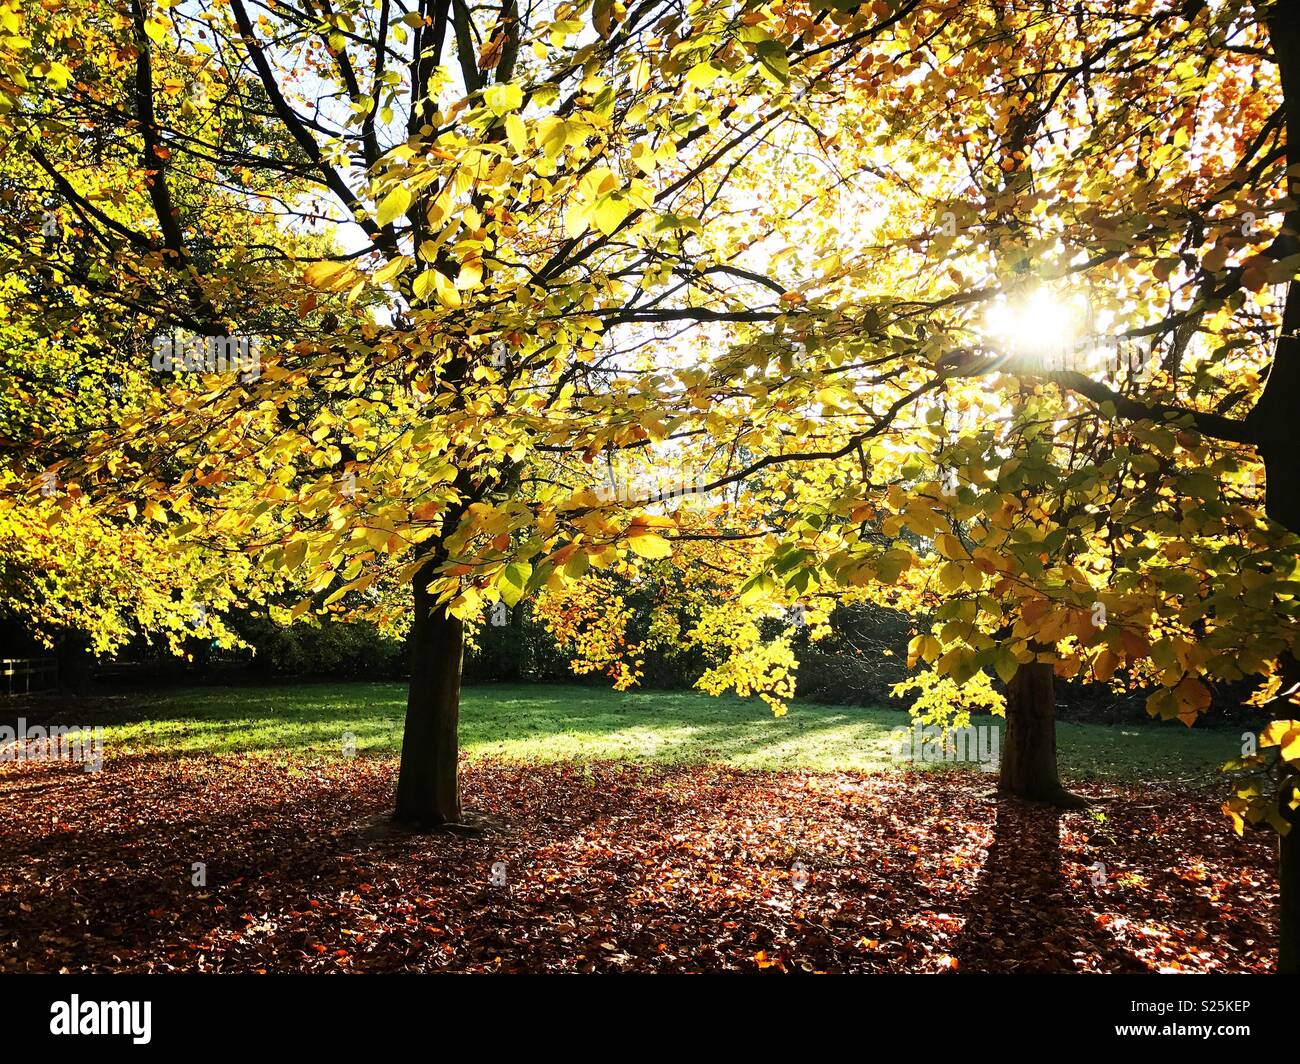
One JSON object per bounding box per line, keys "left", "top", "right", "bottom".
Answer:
{"left": 85, "top": 682, "right": 1242, "bottom": 786}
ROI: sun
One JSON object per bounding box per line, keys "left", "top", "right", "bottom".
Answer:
{"left": 982, "top": 288, "right": 1094, "bottom": 368}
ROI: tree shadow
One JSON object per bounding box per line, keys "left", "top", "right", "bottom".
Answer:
{"left": 0, "top": 682, "right": 916, "bottom": 770}
{"left": 0, "top": 755, "right": 1273, "bottom": 973}
{"left": 952, "top": 794, "right": 1150, "bottom": 973}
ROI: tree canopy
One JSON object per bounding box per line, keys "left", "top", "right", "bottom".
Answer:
{"left": 2, "top": 0, "right": 1299, "bottom": 968}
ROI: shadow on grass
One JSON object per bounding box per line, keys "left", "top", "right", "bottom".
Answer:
{"left": 1, "top": 681, "right": 1245, "bottom": 782}
{"left": 3, "top": 683, "right": 918, "bottom": 772}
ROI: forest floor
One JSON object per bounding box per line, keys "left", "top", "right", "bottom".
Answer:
{"left": 0, "top": 737, "right": 1277, "bottom": 973}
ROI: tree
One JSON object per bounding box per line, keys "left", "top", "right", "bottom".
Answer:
{"left": 4, "top": 0, "right": 928, "bottom": 826}
{"left": 534, "top": 0, "right": 1300, "bottom": 968}
{"left": 0, "top": 128, "right": 271, "bottom": 671}
{"left": 6, "top": 0, "right": 1298, "bottom": 973}
{"left": 800, "top": 0, "right": 1300, "bottom": 969}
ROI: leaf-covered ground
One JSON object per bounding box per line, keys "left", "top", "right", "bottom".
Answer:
{"left": 0, "top": 753, "right": 1276, "bottom": 973}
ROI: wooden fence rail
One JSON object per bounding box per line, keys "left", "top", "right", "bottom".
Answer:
{"left": 1, "top": 658, "right": 58, "bottom": 696}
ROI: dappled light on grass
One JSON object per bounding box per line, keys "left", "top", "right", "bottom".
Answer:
{"left": 48, "top": 684, "right": 1247, "bottom": 784}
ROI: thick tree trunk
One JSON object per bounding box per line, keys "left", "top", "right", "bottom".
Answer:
{"left": 394, "top": 581, "right": 464, "bottom": 826}
{"left": 1281, "top": 805, "right": 1300, "bottom": 975}
{"left": 998, "top": 661, "right": 1089, "bottom": 808}
{"left": 1249, "top": 284, "right": 1300, "bottom": 977}
{"left": 1256, "top": 0, "right": 1300, "bottom": 982}
{"left": 54, "top": 631, "right": 93, "bottom": 694}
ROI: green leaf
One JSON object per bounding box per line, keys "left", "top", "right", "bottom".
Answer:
{"left": 738, "top": 573, "right": 775, "bottom": 605}
{"left": 499, "top": 560, "right": 532, "bottom": 606}
{"left": 875, "top": 548, "right": 912, "bottom": 584}
{"left": 755, "top": 41, "right": 788, "bottom": 84}
{"left": 652, "top": 213, "right": 703, "bottom": 233}
{"left": 993, "top": 648, "right": 1019, "bottom": 685}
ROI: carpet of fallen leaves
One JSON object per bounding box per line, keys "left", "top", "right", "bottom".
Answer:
{"left": 0, "top": 753, "right": 1278, "bottom": 973}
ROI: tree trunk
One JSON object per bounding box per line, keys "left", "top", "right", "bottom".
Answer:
{"left": 998, "top": 661, "right": 1089, "bottom": 808}
{"left": 1253, "top": 0, "right": 1300, "bottom": 982}
{"left": 504, "top": 602, "right": 524, "bottom": 682}
{"left": 1264, "top": 445, "right": 1300, "bottom": 965}
{"left": 1281, "top": 805, "right": 1300, "bottom": 975}
{"left": 394, "top": 580, "right": 464, "bottom": 826}
{"left": 54, "top": 631, "right": 93, "bottom": 694}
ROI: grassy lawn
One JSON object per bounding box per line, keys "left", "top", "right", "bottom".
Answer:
{"left": 71, "top": 682, "right": 1241, "bottom": 786}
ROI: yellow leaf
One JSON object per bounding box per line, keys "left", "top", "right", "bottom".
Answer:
{"left": 448, "top": 587, "right": 481, "bottom": 621}
{"left": 484, "top": 82, "right": 523, "bottom": 116}
{"left": 564, "top": 202, "right": 590, "bottom": 238}
{"left": 44, "top": 60, "right": 72, "bottom": 89}
{"left": 1260, "top": 719, "right": 1300, "bottom": 764}
{"left": 592, "top": 194, "right": 630, "bottom": 235}
{"left": 372, "top": 255, "right": 409, "bottom": 286}
{"left": 628, "top": 532, "right": 672, "bottom": 559}
{"left": 456, "top": 261, "right": 483, "bottom": 289}
{"left": 376, "top": 185, "right": 412, "bottom": 227}
{"left": 938, "top": 561, "right": 964, "bottom": 592}
{"left": 505, "top": 113, "right": 528, "bottom": 154}
{"left": 935, "top": 533, "right": 963, "bottom": 560}
{"left": 537, "top": 116, "right": 569, "bottom": 158}
{"left": 630, "top": 142, "right": 656, "bottom": 174}
{"left": 304, "top": 260, "right": 356, "bottom": 291}
{"left": 413, "top": 268, "right": 461, "bottom": 307}
{"left": 686, "top": 61, "right": 721, "bottom": 89}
